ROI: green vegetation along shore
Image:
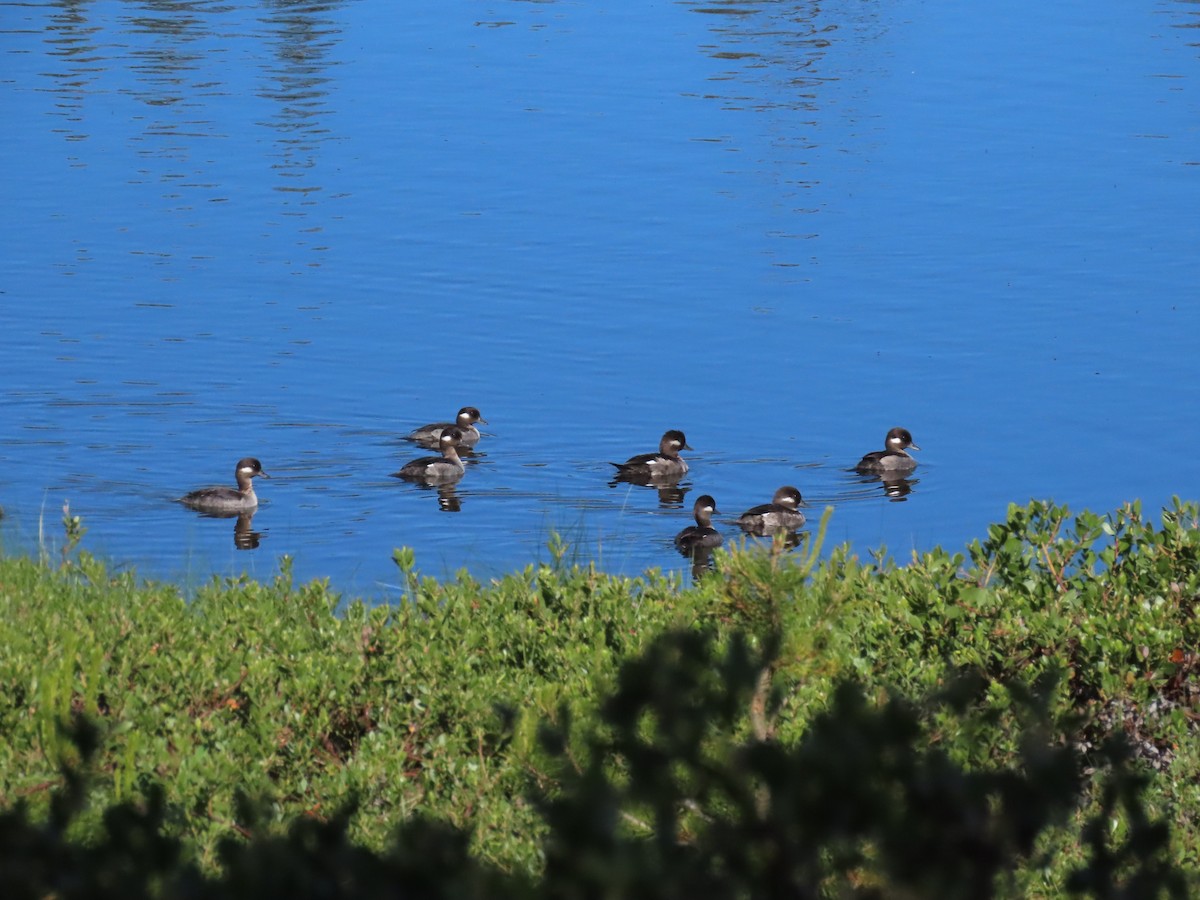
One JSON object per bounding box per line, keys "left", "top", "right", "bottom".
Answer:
{"left": 1, "top": 499, "right": 1198, "bottom": 897}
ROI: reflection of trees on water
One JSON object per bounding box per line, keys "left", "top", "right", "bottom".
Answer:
{"left": 33, "top": 0, "right": 347, "bottom": 248}
{"left": 680, "top": 0, "right": 838, "bottom": 115}
{"left": 678, "top": 0, "right": 887, "bottom": 256}
{"left": 41, "top": 2, "right": 104, "bottom": 142}
{"left": 679, "top": 0, "right": 887, "bottom": 109}
{"left": 123, "top": 4, "right": 208, "bottom": 121}
{"left": 257, "top": 2, "right": 345, "bottom": 199}
{"left": 1166, "top": 0, "right": 1199, "bottom": 54}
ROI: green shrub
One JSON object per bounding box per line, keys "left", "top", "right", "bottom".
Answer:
{"left": 0, "top": 497, "right": 1197, "bottom": 893}
{"left": 0, "top": 633, "right": 1189, "bottom": 898}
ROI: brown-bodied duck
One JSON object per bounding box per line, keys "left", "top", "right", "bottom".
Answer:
{"left": 394, "top": 427, "right": 466, "bottom": 483}
{"left": 611, "top": 429, "right": 691, "bottom": 479}
{"left": 180, "top": 457, "right": 270, "bottom": 513}
{"left": 736, "top": 486, "right": 806, "bottom": 534}
{"left": 675, "top": 494, "right": 722, "bottom": 553}
{"left": 408, "top": 406, "right": 487, "bottom": 447}
{"left": 855, "top": 427, "right": 920, "bottom": 474}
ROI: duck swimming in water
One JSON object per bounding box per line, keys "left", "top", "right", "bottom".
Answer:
{"left": 611, "top": 429, "right": 691, "bottom": 480}
{"left": 394, "top": 427, "right": 466, "bottom": 483}
{"left": 736, "top": 486, "right": 806, "bottom": 535}
{"left": 675, "top": 494, "right": 722, "bottom": 553}
{"left": 180, "top": 457, "right": 270, "bottom": 513}
{"left": 855, "top": 427, "right": 921, "bottom": 474}
{"left": 408, "top": 406, "right": 487, "bottom": 448}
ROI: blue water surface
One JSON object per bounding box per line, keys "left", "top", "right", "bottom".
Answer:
{"left": 2, "top": 0, "right": 1198, "bottom": 598}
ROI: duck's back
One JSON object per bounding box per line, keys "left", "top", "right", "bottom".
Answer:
{"left": 182, "top": 486, "right": 255, "bottom": 512}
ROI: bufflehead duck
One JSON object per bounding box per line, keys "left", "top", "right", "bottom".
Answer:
{"left": 394, "top": 427, "right": 466, "bottom": 483}
{"left": 408, "top": 407, "right": 487, "bottom": 447}
{"left": 675, "top": 494, "right": 722, "bottom": 553}
{"left": 855, "top": 427, "right": 921, "bottom": 474}
{"left": 736, "top": 486, "right": 806, "bottom": 534}
{"left": 611, "top": 429, "right": 691, "bottom": 479}
{"left": 180, "top": 457, "right": 269, "bottom": 513}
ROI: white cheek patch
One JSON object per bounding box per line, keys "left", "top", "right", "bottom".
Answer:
{"left": 239, "top": 466, "right": 255, "bottom": 475}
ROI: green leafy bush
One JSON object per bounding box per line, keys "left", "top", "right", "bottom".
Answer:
{"left": 0, "top": 498, "right": 1197, "bottom": 894}
{"left": 0, "top": 634, "right": 1189, "bottom": 898}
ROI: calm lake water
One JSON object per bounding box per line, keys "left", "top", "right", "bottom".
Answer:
{"left": 2, "top": 0, "right": 1198, "bottom": 599}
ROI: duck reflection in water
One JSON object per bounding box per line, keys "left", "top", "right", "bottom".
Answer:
{"left": 233, "top": 510, "right": 264, "bottom": 549}
{"left": 182, "top": 507, "right": 265, "bottom": 551}
{"left": 675, "top": 494, "right": 722, "bottom": 577}
{"left": 397, "top": 480, "right": 464, "bottom": 512}
{"left": 610, "top": 477, "right": 690, "bottom": 508}
{"left": 854, "top": 472, "right": 919, "bottom": 501}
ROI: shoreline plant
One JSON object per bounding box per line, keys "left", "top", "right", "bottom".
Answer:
{"left": 0, "top": 498, "right": 1196, "bottom": 895}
